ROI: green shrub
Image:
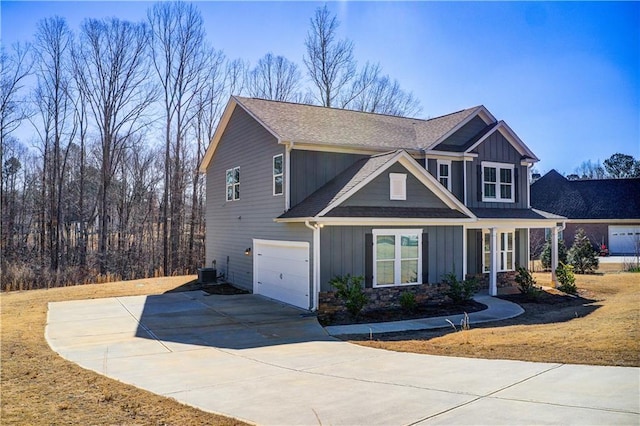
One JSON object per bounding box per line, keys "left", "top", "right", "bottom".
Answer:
{"left": 555, "top": 262, "right": 577, "bottom": 294}
{"left": 567, "top": 228, "right": 599, "bottom": 274}
{"left": 329, "top": 274, "right": 367, "bottom": 317}
{"left": 399, "top": 291, "right": 417, "bottom": 312}
{"left": 442, "top": 272, "right": 477, "bottom": 304}
{"left": 515, "top": 266, "right": 542, "bottom": 301}
{"left": 540, "top": 237, "right": 568, "bottom": 270}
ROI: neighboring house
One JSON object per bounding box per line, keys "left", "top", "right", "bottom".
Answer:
{"left": 530, "top": 170, "right": 640, "bottom": 256}
{"left": 200, "top": 97, "right": 563, "bottom": 311}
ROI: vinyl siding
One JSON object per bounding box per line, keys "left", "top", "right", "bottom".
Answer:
{"left": 466, "top": 131, "right": 529, "bottom": 209}
{"left": 290, "top": 150, "right": 366, "bottom": 206}
{"left": 320, "top": 225, "right": 464, "bottom": 291}
{"left": 342, "top": 163, "right": 449, "bottom": 208}
{"left": 206, "top": 107, "right": 312, "bottom": 293}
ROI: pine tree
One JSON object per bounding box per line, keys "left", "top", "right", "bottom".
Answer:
{"left": 540, "top": 236, "right": 568, "bottom": 270}
{"left": 567, "top": 228, "right": 599, "bottom": 273}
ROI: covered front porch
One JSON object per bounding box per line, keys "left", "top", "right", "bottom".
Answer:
{"left": 465, "top": 214, "right": 565, "bottom": 296}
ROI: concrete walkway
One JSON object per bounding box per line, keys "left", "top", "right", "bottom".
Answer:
{"left": 325, "top": 294, "right": 524, "bottom": 335}
{"left": 46, "top": 291, "right": 639, "bottom": 426}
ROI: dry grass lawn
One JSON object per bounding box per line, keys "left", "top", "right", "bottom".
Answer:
{"left": 1, "top": 276, "right": 247, "bottom": 425}
{"left": 352, "top": 272, "right": 640, "bottom": 367}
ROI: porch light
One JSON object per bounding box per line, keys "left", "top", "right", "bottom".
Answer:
{"left": 244, "top": 247, "right": 252, "bottom": 256}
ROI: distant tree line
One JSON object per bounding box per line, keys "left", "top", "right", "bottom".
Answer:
{"left": 0, "top": 3, "right": 422, "bottom": 290}
{"left": 567, "top": 153, "right": 640, "bottom": 180}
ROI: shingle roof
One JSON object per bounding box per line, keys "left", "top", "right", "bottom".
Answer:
{"left": 236, "top": 97, "right": 481, "bottom": 152}
{"left": 530, "top": 170, "right": 640, "bottom": 219}
{"left": 279, "top": 151, "right": 400, "bottom": 219}
{"left": 324, "top": 206, "right": 469, "bottom": 219}
{"left": 470, "top": 207, "right": 564, "bottom": 220}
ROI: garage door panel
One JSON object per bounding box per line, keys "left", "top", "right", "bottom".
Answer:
{"left": 254, "top": 240, "right": 310, "bottom": 310}
{"left": 609, "top": 226, "right": 640, "bottom": 255}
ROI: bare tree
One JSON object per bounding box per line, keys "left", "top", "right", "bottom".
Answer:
{"left": 73, "top": 17, "right": 155, "bottom": 274}
{"left": 574, "top": 160, "right": 606, "bottom": 180}
{"left": 350, "top": 74, "right": 422, "bottom": 117}
{"left": 247, "top": 53, "right": 303, "bottom": 102}
{"left": 148, "top": 1, "right": 208, "bottom": 274}
{"left": 303, "top": 5, "right": 355, "bottom": 107}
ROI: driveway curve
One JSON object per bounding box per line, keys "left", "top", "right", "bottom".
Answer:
{"left": 46, "top": 291, "right": 639, "bottom": 425}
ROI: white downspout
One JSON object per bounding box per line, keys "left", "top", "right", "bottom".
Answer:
{"left": 285, "top": 142, "right": 293, "bottom": 211}
{"left": 304, "top": 220, "right": 320, "bottom": 311}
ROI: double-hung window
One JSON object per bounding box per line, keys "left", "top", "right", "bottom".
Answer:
{"left": 273, "top": 154, "right": 283, "bottom": 196}
{"left": 373, "top": 229, "right": 421, "bottom": 286}
{"left": 225, "top": 167, "right": 240, "bottom": 201}
{"left": 437, "top": 160, "right": 451, "bottom": 191}
{"left": 483, "top": 230, "right": 515, "bottom": 272}
{"left": 482, "top": 161, "right": 514, "bottom": 202}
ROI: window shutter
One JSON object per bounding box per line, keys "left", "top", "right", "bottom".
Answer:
{"left": 364, "top": 233, "right": 373, "bottom": 288}
{"left": 514, "top": 167, "right": 519, "bottom": 203}
{"left": 476, "top": 165, "right": 482, "bottom": 202}
{"left": 422, "top": 233, "right": 429, "bottom": 284}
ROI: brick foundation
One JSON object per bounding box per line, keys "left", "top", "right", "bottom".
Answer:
{"left": 466, "top": 271, "right": 518, "bottom": 290}
{"left": 318, "top": 283, "right": 450, "bottom": 322}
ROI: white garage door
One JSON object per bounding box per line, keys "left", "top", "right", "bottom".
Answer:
{"left": 253, "top": 239, "right": 310, "bottom": 309}
{"left": 609, "top": 226, "right": 640, "bottom": 255}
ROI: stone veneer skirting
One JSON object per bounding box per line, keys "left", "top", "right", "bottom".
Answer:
{"left": 466, "top": 271, "right": 518, "bottom": 290}
{"left": 318, "top": 283, "right": 450, "bottom": 321}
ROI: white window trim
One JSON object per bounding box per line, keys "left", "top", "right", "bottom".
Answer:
{"left": 437, "top": 159, "right": 452, "bottom": 191}
{"left": 225, "top": 166, "right": 240, "bottom": 201}
{"left": 372, "top": 229, "right": 422, "bottom": 287}
{"left": 273, "top": 154, "right": 283, "bottom": 196}
{"left": 481, "top": 161, "right": 515, "bottom": 203}
{"left": 389, "top": 173, "right": 407, "bottom": 200}
{"left": 483, "top": 229, "right": 515, "bottom": 273}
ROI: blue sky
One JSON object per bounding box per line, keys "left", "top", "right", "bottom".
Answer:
{"left": 2, "top": 1, "right": 639, "bottom": 175}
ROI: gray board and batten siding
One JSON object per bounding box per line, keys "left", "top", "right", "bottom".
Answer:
{"left": 342, "top": 163, "right": 450, "bottom": 209}
{"left": 466, "top": 130, "right": 529, "bottom": 209}
{"left": 289, "top": 150, "right": 367, "bottom": 206}
{"left": 206, "top": 106, "right": 313, "bottom": 292}
{"left": 426, "top": 159, "right": 464, "bottom": 202}
{"left": 436, "top": 116, "right": 490, "bottom": 152}
{"left": 320, "top": 225, "right": 464, "bottom": 292}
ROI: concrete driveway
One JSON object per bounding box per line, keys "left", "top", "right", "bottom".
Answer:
{"left": 46, "top": 291, "right": 639, "bottom": 425}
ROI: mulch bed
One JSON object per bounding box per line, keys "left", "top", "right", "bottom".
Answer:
{"left": 319, "top": 300, "right": 487, "bottom": 326}
{"left": 497, "top": 289, "right": 598, "bottom": 320}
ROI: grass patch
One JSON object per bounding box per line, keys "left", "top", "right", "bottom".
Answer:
{"left": 349, "top": 273, "right": 640, "bottom": 367}
{"left": 1, "top": 276, "right": 247, "bottom": 425}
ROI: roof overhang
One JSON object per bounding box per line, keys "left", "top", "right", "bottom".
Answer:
{"left": 425, "top": 105, "right": 497, "bottom": 150}
{"left": 199, "top": 96, "right": 282, "bottom": 173}
{"left": 275, "top": 217, "right": 476, "bottom": 226}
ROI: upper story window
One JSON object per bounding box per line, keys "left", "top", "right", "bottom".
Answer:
{"left": 437, "top": 160, "right": 451, "bottom": 191}
{"left": 482, "top": 161, "right": 514, "bottom": 202}
{"left": 389, "top": 173, "right": 407, "bottom": 200}
{"left": 273, "top": 154, "right": 283, "bottom": 196}
{"left": 226, "top": 167, "right": 240, "bottom": 201}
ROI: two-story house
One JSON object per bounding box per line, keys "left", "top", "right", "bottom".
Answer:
{"left": 200, "top": 97, "right": 564, "bottom": 310}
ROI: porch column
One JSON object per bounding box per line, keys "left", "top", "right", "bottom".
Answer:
{"left": 551, "top": 226, "right": 559, "bottom": 287}
{"left": 489, "top": 227, "right": 498, "bottom": 296}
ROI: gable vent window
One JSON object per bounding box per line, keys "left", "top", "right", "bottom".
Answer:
{"left": 389, "top": 173, "right": 407, "bottom": 200}
{"left": 226, "top": 166, "right": 240, "bottom": 201}
{"left": 273, "top": 154, "right": 283, "bottom": 196}
{"left": 482, "top": 161, "right": 514, "bottom": 202}
{"left": 437, "top": 160, "right": 451, "bottom": 191}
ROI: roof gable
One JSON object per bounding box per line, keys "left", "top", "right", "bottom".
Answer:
{"left": 464, "top": 121, "right": 539, "bottom": 162}
{"left": 280, "top": 150, "right": 473, "bottom": 220}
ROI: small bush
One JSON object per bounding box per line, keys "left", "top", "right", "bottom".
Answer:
{"left": 442, "top": 272, "right": 477, "bottom": 304}
{"left": 567, "top": 228, "right": 599, "bottom": 274}
{"left": 399, "top": 291, "right": 417, "bottom": 312}
{"left": 555, "top": 262, "right": 577, "bottom": 294}
{"left": 329, "top": 274, "right": 368, "bottom": 317}
{"left": 515, "top": 266, "right": 542, "bottom": 301}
